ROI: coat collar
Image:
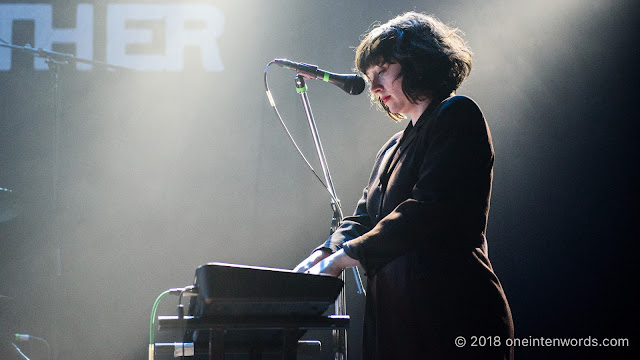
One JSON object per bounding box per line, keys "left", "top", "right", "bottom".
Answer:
{"left": 381, "top": 98, "right": 444, "bottom": 183}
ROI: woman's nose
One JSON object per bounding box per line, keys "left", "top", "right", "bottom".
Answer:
{"left": 370, "top": 77, "right": 382, "bottom": 93}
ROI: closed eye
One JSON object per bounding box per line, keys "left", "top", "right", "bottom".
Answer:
{"left": 378, "top": 62, "right": 394, "bottom": 75}
{"left": 366, "top": 64, "right": 386, "bottom": 80}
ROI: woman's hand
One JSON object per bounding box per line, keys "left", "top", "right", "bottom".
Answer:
{"left": 293, "top": 249, "right": 331, "bottom": 273}
{"left": 307, "top": 249, "right": 360, "bottom": 277}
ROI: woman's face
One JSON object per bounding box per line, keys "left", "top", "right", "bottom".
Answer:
{"left": 366, "top": 61, "right": 412, "bottom": 116}
{"left": 366, "top": 61, "right": 431, "bottom": 121}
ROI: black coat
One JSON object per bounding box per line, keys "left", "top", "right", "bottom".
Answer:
{"left": 321, "top": 96, "right": 514, "bottom": 359}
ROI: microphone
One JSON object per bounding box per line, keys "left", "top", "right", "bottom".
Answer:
{"left": 273, "top": 59, "right": 366, "bottom": 95}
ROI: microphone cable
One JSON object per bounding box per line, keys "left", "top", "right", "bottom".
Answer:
{"left": 263, "top": 60, "right": 340, "bottom": 206}
{"left": 12, "top": 334, "right": 52, "bottom": 360}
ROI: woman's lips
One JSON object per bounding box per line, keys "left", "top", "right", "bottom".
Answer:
{"left": 381, "top": 95, "right": 391, "bottom": 104}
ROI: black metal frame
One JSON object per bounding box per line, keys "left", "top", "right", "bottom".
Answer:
{"left": 157, "top": 315, "right": 350, "bottom": 360}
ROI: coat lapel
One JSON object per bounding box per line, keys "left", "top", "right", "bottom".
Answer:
{"left": 382, "top": 100, "right": 439, "bottom": 185}
{"left": 382, "top": 120, "right": 422, "bottom": 185}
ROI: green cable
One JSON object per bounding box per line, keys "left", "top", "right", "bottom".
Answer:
{"left": 149, "top": 290, "right": 172, "bottom": 346}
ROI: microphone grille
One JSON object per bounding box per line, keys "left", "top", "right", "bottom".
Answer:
{"left": 348, "top": 76, "right": 366, "bottom": 95}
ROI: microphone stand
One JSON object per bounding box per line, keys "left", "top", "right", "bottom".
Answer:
{"left": 0, "top": 42, "right": 130, "bottom": 71}
{"left": 294, "top": 75, "right": 365, "bottom": 360}
{"left": 0, "top": 41, "right": 128, "bottom": 360}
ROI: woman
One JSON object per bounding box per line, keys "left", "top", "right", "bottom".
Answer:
{"left": 295, "top": 12, "right": 514, "bottom": 359}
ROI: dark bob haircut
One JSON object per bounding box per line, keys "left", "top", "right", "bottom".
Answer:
{"left": 355, "top": 12, "right": 473, "bottom": 121}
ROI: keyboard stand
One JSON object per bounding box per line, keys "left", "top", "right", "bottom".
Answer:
{"left": 157, "top": 314, "right": 350, "bottom": 360}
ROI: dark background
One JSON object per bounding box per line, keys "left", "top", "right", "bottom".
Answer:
{"left": 1, "top": 0, "right": 638, "bottom": 359}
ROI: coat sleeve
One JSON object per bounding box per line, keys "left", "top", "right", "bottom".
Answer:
{"left": 317, "top": 187, "right": 374, "bottom": 253}
{"left": 342, "top": 96, "right": 494, "bottom": 275}
{"left": 314, "top": 134, "right": 402, "bottom": 254}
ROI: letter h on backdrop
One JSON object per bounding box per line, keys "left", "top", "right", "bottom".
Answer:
{"left": 0, "top": 3, "right": 224, "bottom": 72}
